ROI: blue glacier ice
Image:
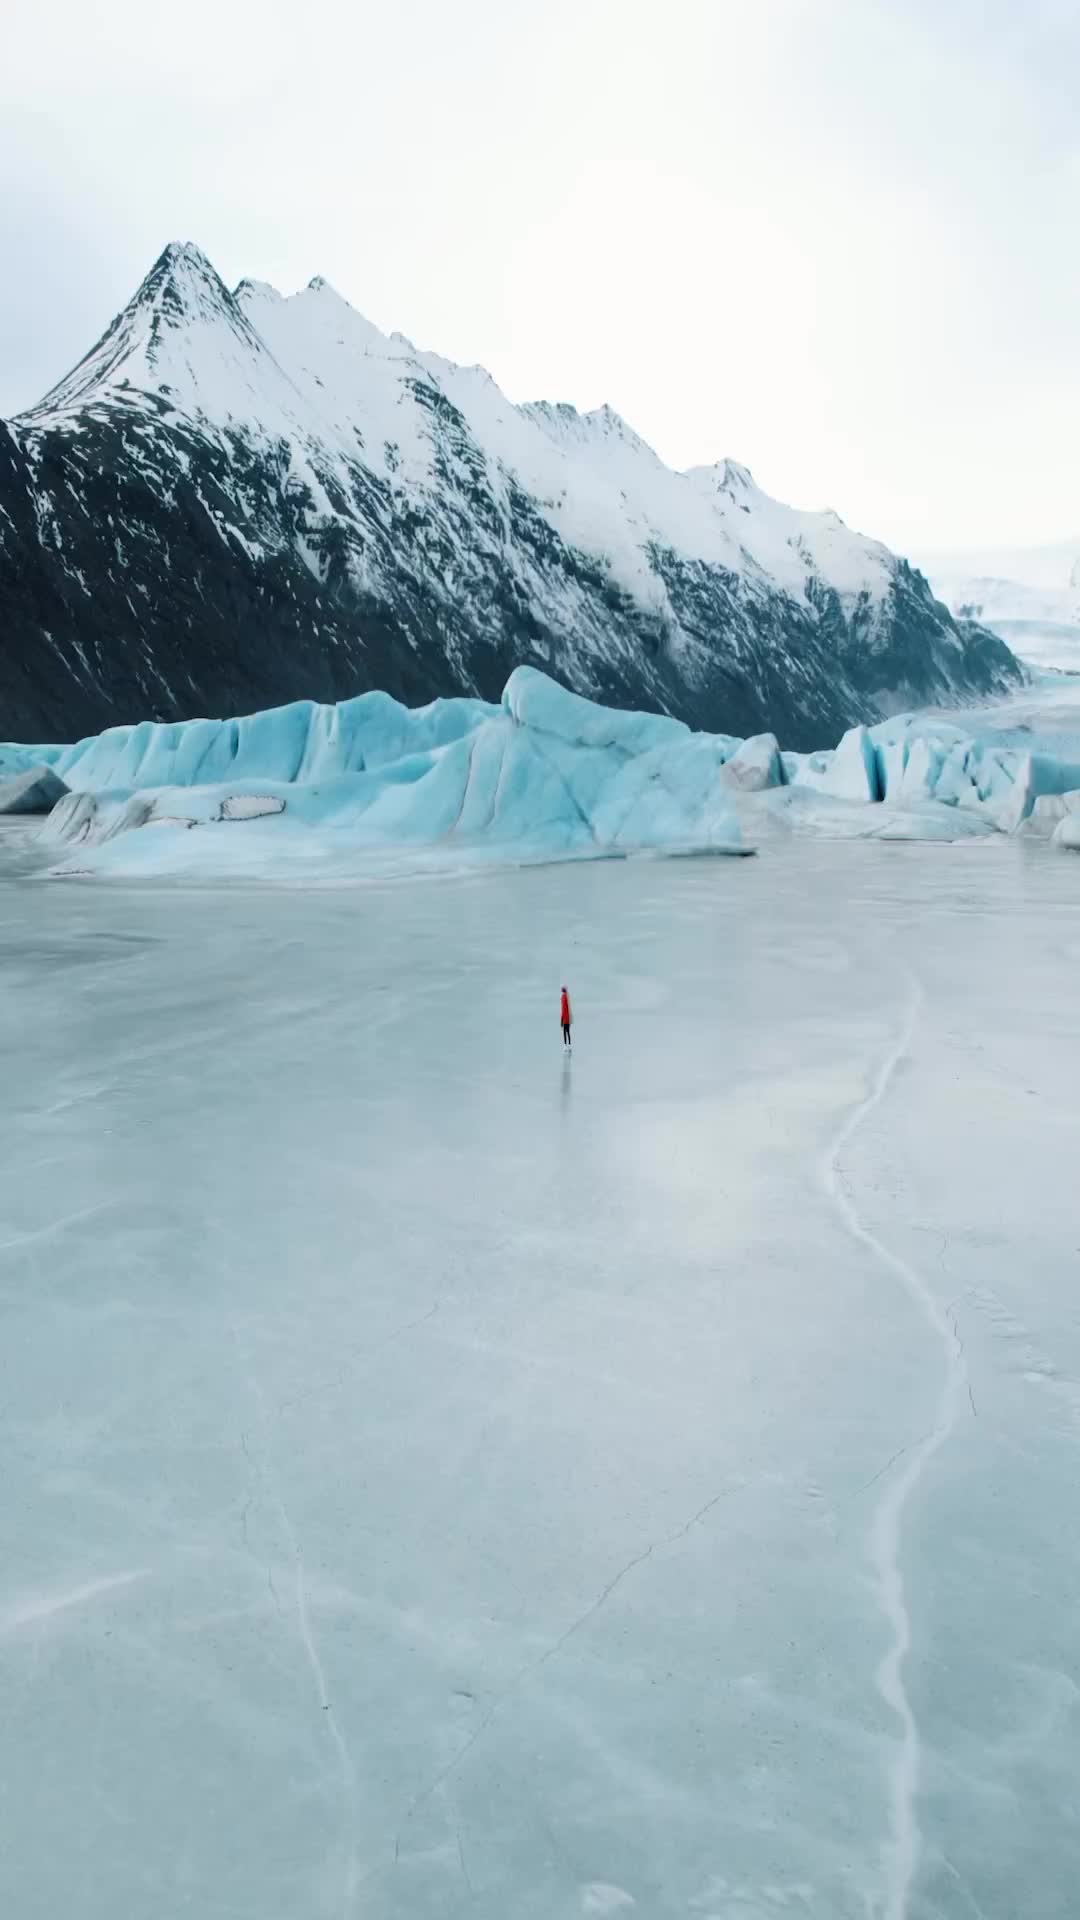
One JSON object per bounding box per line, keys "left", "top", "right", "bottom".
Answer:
{"left": 26, "top": 670, "right": 747, "bottom": 876}
{"left": 6, "top": 667, "right": 1080, "bottom": 878}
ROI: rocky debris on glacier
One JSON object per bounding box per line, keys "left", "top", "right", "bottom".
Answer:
{"left": 0, "top": 242, "right": 1021, "bottom": 747}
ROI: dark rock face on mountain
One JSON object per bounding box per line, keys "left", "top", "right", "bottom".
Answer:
{"left": 0, "top": 243, "right": 1021, "bottom": 747}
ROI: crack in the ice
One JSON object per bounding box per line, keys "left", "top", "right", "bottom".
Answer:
{"left": 456, "top": 1827, "right": 474, "bottom": 1897}
{"left": 822, "top": 977, "right": 968, "bottom": 1920}
{"left": 944, "top": 1299, "right": 978, "bottom": 1419}
{"left": 393, "top": 1482, "right": 735, "bottom": 1859}
{"left": 237, "top": 1433, "right": 263, "bottom": 1567}
{"left": 536, "top": 1485, "right": 736, "bottom": 1672}
{"left": 368, "top": 1299, "right": 441, "bottom": 1356}
{"left": 275, "top": 1300, "right": 441, "bottom": 1419}
{"left": 854, "top": 1442, "right": 917, "bottom": 1498}
{"left": 394, "top": 1691, "right": 512, "bottom": 1856}
{"left": 231, "top": 1333, "right": 359, "bottom": 1918}
{"left": 0, "top": 1200, "right": 114, "bottom": 1253}
{"left": 941, "top": 1854, "right": 990, "bottom": 1920}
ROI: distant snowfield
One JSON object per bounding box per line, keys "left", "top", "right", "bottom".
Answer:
{"left": 1, "top": 831, "right": 1078, "bottom": 1919}
{"left": 6, "top": 667, "right": 1080, "bottom": 882}
{"left": 926, "top": 536, "right": 1080, "bottom": 673}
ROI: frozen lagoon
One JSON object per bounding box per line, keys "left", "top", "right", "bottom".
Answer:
{"left": 1, "top": 831, "right": 1078, "bottom": 1919}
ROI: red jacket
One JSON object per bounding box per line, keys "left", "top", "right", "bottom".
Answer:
{"left": 560, "top": 989, "right": 571, "bottom": 1026}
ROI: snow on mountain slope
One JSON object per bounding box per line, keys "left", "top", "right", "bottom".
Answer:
{"left": 0, "top": 242, "right": 1022, "bottom": 746}
{"left": 927, "top": 539, "right": 1080, "bottom": 672}
{"left": 234, "top": 274, "right": 432, "bottom": 489}
{"left": 14, "top": 666, "right": 1080, "bottom": 882}
{"left": 683, "top": 457, "right": 894, "bottom": 602}
{"left": 22, "top": 244, "right": 286, "bottom": 426}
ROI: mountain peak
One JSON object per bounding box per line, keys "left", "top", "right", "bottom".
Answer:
{"left": 159, "top": 240, "right": 215, "bottom": 273}
{"left": 713, "top": 458, "right": 757, "bottom": 494}
{"left": 22, "top": 241, "right": 265, "bottom": 425}
{"left": 683, "top": 458, "right": 760, "bottom": 503}
{"left": 306, "top": 274, "right": 348, "bottom": 303}
{"left": 584, "top": 402, "right": 653, "bottom": 449}
{"left": 234, "top": 276, "right": 282, "bottom": 306}
{"left": 592, "top": 401, "right": 629, "bottom": 431}
{"left": 133, "top": 242, "right": 237, "bottom": 327}
{"left": 522, "top": 399, "right": 657, "bottom": 461}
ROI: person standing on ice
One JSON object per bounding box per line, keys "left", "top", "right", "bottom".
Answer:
{"left": 560, "top": 985, "right": 572, "bottom": 1050}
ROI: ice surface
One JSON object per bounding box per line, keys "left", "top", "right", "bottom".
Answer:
{"left": 2, "top": 831, "right": 1079, "bottom": 1918}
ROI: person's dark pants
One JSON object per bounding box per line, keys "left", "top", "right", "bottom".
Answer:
{"left": 562, "top": 1022, "right": 571, "bottom": 1046}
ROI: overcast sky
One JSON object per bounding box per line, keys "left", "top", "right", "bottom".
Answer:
{"left": 2, "top": 0, "right": 1076, "bottom": 556}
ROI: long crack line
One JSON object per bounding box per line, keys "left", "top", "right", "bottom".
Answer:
{"left": 821, "top": 978, "right": 967, "bottom": 1920}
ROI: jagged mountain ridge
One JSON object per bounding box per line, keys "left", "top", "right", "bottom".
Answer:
{"left": 0, "top": 242, "right": 1021, "bottom": 746}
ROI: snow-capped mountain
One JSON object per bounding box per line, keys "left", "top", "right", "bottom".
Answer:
{"left": 0, "top": 242, "right": 1021, "bottom": 746}
{"left": 927, "top": 540, "right": 1080, "bottom": 674}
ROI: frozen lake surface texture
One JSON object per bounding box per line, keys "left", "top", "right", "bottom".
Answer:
{"left": 2, "top": 722, "right": 1080, "bottom": 1918}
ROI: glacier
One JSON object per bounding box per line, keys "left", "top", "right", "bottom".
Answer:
{"left": 5, "top": 667, "right": 1080, "bottom": 880}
